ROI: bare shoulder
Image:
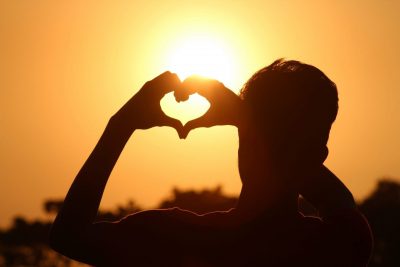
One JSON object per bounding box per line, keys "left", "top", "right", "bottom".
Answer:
{"left": 118, "top": 207, "right": 198, "bottom": 224}
{"left": 117, "top": 207, "right": 235, "bottom": 233}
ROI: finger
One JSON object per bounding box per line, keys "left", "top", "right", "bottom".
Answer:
{"left": 174, "top": 75, "right": 217, "bottom": 102}
{"left": 150, "top": 71, "right": 181, "bottom": 96}
{"left": 160, "top": 115, "right": 185, "bottom": 139}
{"left": 173, "top": 83, "right": 191, "bottom": 103}
{"left": 181, "top": 113, "right": 213, "bottom": 139}
{"left": 174, "top": 76, "right": 214, "bottom": 102}
{"left": 181, "top": 76, "right": 224, "bottom": 100}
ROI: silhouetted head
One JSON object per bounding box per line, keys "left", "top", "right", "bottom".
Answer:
{"left": 238, "top": 59, "right": 338, "bottom": 185}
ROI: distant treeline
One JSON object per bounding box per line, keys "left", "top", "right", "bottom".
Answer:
{"left": 1, "top": 180, "right": 399, "bottom": 267}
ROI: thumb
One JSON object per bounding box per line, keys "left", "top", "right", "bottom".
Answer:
{"left": 182, "top": 113, "right": 212, "bottom": 139}
{"left": 161, "top": 115, "right": 184, "bottom": 139}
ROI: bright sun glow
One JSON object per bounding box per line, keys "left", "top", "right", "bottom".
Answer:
{"left": 165, "top": 33, "right": 237, "bottom": 85}
{"left": 161, "top": 33, "right": 238, "bottom": 124}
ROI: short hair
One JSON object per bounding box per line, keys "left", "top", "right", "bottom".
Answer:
{"left": 240, "top": 59, "right": 338, "bottom": 146}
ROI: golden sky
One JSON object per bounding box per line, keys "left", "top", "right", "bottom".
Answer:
{"left": 1, "top": 0, "right": 399, "bottom": 227}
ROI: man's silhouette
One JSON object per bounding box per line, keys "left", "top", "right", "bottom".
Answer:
{"left": 50, "top": 59, "right": 373, "bottom": 266}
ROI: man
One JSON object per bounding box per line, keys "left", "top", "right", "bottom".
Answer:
{"left": 50, "top": 59, "right": 373, "bottom": 266}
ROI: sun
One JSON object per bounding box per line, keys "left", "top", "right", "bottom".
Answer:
{"left": 164, "top": 33, "right": 238, "bottom": 88}
{"left": 160, "top": 33, "right": 239, "bottom": 124}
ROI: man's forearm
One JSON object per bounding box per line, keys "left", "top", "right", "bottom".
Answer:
{"left": 51, "top": 119, "right": 133, "bottom": 238}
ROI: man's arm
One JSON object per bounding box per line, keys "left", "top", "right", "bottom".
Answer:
{"left": 299, "top": 166, "right": 373, "bottom": 266}
{"left": 49, "top": 120, "right": 132, "bottom": 263}
{"left": 49, "top": 72, "right": 182, "bottom": 265}
{"left": 299, "top": 165, "right": 356, "bottom": 217}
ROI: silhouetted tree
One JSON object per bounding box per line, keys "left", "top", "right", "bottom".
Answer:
{"left": 359, "top": 178, "right": 400, "bottom": 267}
{"left": 0, "top": 216, "right": 71, "bottom": 266}
{"left": 44, "top": 199, "right": 64, "bottom": 215}
{"left": 0, "top": 199, "right": 142, "bottom": 266}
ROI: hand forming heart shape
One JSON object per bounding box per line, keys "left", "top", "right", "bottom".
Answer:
{"left": 160, "top": 92, "right": 211, "bottom": 127}
{"left": 112, "top": 72, "right": 244, "bottom": 139}
{"left": 170, "top": 76, "right": 244, "bottom": 139}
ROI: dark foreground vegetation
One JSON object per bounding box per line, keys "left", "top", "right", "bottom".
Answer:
{"left": 1, "top": 179, "right": 399, "bottom": 266}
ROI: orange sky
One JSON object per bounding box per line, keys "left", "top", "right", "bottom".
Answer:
{"left": 1, "top": 0, "right": 399, "bottom": 228}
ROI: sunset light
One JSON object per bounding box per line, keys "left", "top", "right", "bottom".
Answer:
{"left": 164, "top": 33, "right": 238, "bottom": 86}
{"left": 2, "top": 3, "right": 400, "bottom": 265}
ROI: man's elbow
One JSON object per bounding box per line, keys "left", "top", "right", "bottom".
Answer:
{"left": 48, "top": 223, "right": 70, "bottom": 254}
{"left": 48, "top": 220, "right": 83, "bottom": 257}
{"left": 327, "top": 209, "right": 374, "bottom": 266}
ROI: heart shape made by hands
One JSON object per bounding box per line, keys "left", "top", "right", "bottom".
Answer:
{"left": 160, "top": 92, "right": 210, "bottom": 125}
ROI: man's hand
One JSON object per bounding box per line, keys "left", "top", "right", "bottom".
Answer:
{"left": 111, "top": 71, "right": 183, "bottom": 137}
{"left": 174, "top": 76, "right": 245, "bottom": 138}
